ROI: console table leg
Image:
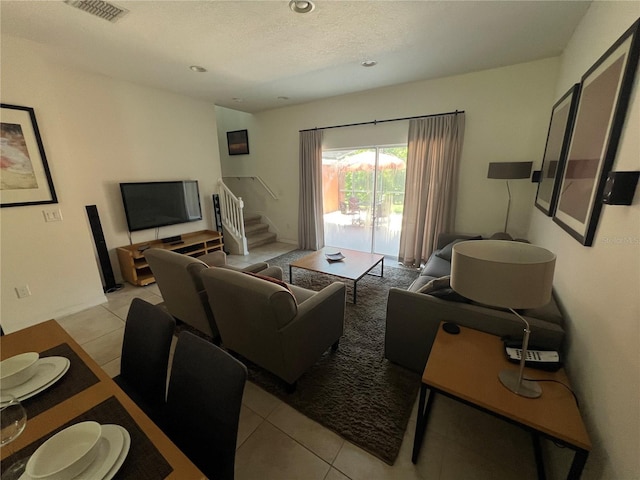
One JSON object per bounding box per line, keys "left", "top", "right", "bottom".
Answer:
{"left": 531, "top": 432, "right": 547, "bottom": 480}
{"left": 412, "top": 384, "right": 435, "bottom": 464}
{"left": 567, "top": 449, "right": 588, "bottom": 480}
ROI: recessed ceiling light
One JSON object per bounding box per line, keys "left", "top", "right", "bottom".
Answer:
{"left": 232, "top": 97, "right": 244, "bottom": 103}
{"left": 189, "top": 65, "right": 207, "bottom": 73}
{"left": 289, "top": 0, "right": 315, "bottom": 14}
{"left": 277, "top": 96, "right": 290, "bottom": 101}
{"left": 361, "top": 60, "right": 377, "bottom": 68}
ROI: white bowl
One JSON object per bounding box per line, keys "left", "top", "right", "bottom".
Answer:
{"left": 0, "top": 352, "right": 40, "bottom": 389}
{"left": 26, "top": 421, "right": 103, "bottom": 480}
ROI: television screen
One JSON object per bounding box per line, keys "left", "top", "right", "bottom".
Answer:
{"left": 120, "top": 181, "right": 202, "bottom": 232}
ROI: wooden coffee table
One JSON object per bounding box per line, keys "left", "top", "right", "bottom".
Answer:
{"left": 412, "top": 323, "right": 591, "bottom": 479}
{"left": 289, "top": 247, "right": 384, "bottom": 303}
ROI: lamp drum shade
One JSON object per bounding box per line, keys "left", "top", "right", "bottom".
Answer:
{"left": 451, "top": 240, "right": 555, "bottom": 309}
{"left": 487, "top": 162, "right": 533, "bottom": 179}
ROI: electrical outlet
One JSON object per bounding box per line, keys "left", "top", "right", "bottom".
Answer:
{"left": 15, "top": 285, "right": 31, "bottom": 298}
{"left": 43, "top": 208, "right": 63, "bottom": 222}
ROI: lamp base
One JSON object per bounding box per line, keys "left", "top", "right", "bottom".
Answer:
{"left": 498, "top": 369, "right": 542, "bottom": 399}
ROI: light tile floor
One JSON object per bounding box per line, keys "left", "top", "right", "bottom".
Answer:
{"left": 55, "top": 242, "right": 560, "bottom": 480}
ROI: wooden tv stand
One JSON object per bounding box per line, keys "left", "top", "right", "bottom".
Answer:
{"left": 116, "top": 229, "right": 223, "bottom": 286}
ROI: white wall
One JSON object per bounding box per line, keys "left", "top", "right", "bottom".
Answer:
{"left": 1, "top": 36, "right": 222, "bottom": 333}
{"left": 528, "top": 4, "right": 640, "bottom": 479}
{"left": 217, "top": 57, "right": 560, "bottom": 244}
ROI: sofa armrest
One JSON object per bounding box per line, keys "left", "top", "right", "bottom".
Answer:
{"left": 385, "top": 288, "right": 564, "bottom": 373}
{"left": 199, "top": 250, "right": 227, "bottom": 267}
{"left": 436, "top": 233, "right": 482, "bottom": 250}
{"left": 278, "top": 282, "right": 346, "bottom": 383}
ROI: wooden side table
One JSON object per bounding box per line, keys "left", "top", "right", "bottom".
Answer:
{"left": 412, "top": 323, "right": 591, "bottom": 479}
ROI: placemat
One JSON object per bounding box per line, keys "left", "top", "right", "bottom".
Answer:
{"left": 21, "top": 343, "right": 100, "bottom": 419}
{"left": 1, "top": 396, "right": 174, "bottom": 480}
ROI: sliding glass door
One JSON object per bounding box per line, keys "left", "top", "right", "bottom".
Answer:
{"left": 322, "top": 146, "right": 406, "bottom": 258}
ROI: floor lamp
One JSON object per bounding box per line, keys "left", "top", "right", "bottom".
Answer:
{"left": 487, "top": 162, "right": 533, "bottom": 233}
{"left": 450, "top": 240, "right": 556, "bottom": 399}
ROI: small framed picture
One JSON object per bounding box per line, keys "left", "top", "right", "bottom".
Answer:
{"left": 1, "top": 104, "right": 58, "bottom": 208}
{"left": 226, "top": 129, "right": 249, "bottom": 155}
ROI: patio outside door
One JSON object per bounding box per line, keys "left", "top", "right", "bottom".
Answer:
{"left": 322, "top": 146, "right": 406, "bottom": 258}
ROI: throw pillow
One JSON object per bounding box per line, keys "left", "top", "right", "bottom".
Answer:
{"left": 435, "top": 236, "right": 482, "bottom": 261}
{"left": 243, "top": 272, "right": 291, "bottom": 292}
{"left": 417, "top": 275, "right": 470, "bottom": 303}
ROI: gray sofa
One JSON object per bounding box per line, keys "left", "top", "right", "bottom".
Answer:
{"left": 385, "top": 233, "right": 565, "bottom": 373}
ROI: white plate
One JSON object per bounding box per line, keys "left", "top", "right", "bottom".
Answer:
{"left": 19, "top": 425, "right": 130, "bottom": 480}
{"left": 1, "top": 357, "right": 70, "bottom": 401}
{"left": 101, "top": 426, "right": 130, "bottom": 480}
{"left": 325, "top": 252, "right": 345, "bottom": 261}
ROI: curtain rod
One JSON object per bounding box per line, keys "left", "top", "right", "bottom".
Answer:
{"left": 298, "top": 109, "right": 464, "bottom": 133}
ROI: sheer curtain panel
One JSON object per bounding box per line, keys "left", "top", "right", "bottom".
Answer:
{"left": 298, "top": 130, "right": 325, "bottom": 250}
{"left": 398, "top": 113, "right": 465, "bottom": 267}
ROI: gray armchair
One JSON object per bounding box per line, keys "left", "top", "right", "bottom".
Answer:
{"left": 144, "top": 248, "right": 269, "bottom": 340}
{"left": 200, "top": 267, "right": 346, "bottom": 390}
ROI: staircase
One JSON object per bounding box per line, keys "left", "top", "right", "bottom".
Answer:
{"left": 244, "top": 213, "right": 277, "bottom": 249}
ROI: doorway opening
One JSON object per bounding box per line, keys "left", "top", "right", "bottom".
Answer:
{"left": 322, "top": 146, "right": 406, "bottom": 258}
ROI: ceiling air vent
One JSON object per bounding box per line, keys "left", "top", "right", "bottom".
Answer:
{"left": 64, "top": 0, "right": 129, "bottom": 23}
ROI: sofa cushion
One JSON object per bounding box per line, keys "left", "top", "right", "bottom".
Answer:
{"left": 420, "top": 254, "right": 452, "bottom": 278}
{"left": 244, "top": 271, "right": 291, "bottom": 292}
{"left": 435, "top": 236, "right": 482, "bottom": 261}
{"left": 417, "top": 275, "right": 470, "bottom": 303}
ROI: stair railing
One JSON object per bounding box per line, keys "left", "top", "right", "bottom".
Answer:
{"left": 223, "top": 175, "right": 278, "bottom": 200}
{"left": 217, "top": 178, "right": 248, "bottom": 255}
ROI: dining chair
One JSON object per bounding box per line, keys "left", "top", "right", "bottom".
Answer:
{"left": 113, "top": 298, "right": 175, "bottom": 422}
{"left": 163, "top": 331, "right": 247, "bottom": 480}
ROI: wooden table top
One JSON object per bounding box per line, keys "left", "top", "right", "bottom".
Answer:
{"left": 424, "top": 324, "right": 591, "bottom": 451}
{"left": 0, "top": 320, "right": 205, "bottom": 480}
{"left": 290, "top": 247, "right": 383, "bottom": 281}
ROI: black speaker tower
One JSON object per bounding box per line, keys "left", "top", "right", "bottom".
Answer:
{"left": 85, "top": 205, "right": 122, "bottom": 293}
{"left": 212, "top": 194, "right": 228, "bottom": 254}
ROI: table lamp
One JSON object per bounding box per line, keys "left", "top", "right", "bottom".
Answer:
{"left": 450, "top": 240, "right": 556, "bottom": 398}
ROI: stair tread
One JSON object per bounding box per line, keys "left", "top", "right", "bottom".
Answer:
{"left": 247, "top": 231, "right": 277, "bottom": 247}
{"left": 245, "top": 222, "right": 269, "bottom": 235}
{"left": 244, "top": 213, "right": 262, "bottom": 224}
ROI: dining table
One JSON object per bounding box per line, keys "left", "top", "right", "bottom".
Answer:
{"left": 0, "top": 319, "right": 206, "bottom": 480}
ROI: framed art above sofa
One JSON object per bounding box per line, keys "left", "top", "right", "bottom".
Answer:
{"left": 553, "top": 19, "right": 640, "bottom": 246}
{"left": 535, "top": 84, "right": 579, "bottom": 216}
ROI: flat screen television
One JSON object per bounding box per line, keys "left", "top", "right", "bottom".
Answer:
{"left": 120, "top": 181, "right": 202, "bottom": 232}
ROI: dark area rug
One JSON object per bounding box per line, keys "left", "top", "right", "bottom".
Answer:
{"left": 244, "top": 249, "right": 421, "bottom": 465}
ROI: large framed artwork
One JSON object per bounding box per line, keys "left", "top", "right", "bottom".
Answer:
{"left": 535, "top": 84, "right": 579, "bottom": 216}
{"left": 553, "top": 20, "right": 640, "bottom": 246}
{"left": 1, "top": 104, "right": 57, "bottom": 208}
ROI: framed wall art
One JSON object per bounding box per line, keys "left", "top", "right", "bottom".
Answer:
{"left": 535, "top": 84, "right": 579, "bottom": 216}
{"left": 226, "top": 129, "right": 249, "bottom": 155}
{"left": 553, "top": 19, "right": 640, "bottom": 246}
{"left": 1, "top": 104, "right": 57, "bottom": 207}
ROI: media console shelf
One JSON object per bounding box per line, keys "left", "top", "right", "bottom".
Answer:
{"left": 116, "top": 229, "right": 223, "bottom": 286}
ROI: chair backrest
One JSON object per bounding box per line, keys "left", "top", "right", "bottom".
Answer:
{"left": 144, "top": 248, "right": 217, "bottom": 338}
{"left": 119, "top": 298, "right": 175, "bottom": 407}
{"left": 201, "top": 267, "right": 298, "bottom": 374}
{"left": 166, "top": 332, "right": 247, "bottom": 480}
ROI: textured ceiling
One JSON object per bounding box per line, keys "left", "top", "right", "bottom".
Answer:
{"left": 1, "top": 1, "right": 591, "bottom": 113}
